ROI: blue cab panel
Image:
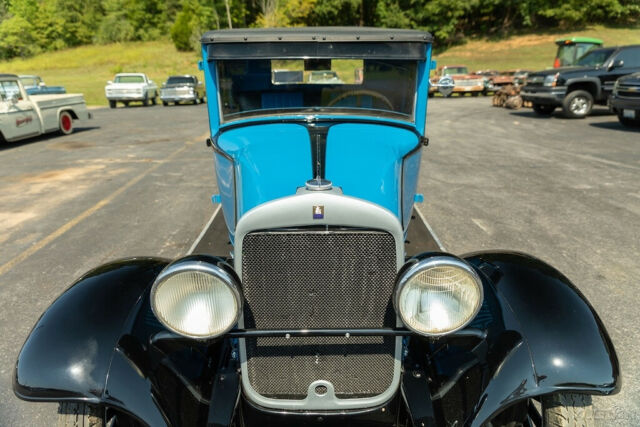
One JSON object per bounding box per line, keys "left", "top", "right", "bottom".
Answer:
{"left": 215, "top": 123, "right": 312, "bottom": 238}
{"left": 325, "top": 123, "right": 420, "bottom": 227}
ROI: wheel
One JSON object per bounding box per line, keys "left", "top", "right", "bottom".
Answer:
{"left": 533, "top": 103, "right": 555, "bottom": 115}
{"left": 123, "top": 101, "right": 130, "bottom": 107}
{"left": 193, "top": 97, "right": 199, "bottom": 105}
{"left": 471, "top": 92, "right": 479, "bottom": 97}
{"left": 617, "top": 111, "right": 639, "bottom": 127}
{"left": 142, "top": 95, "right": 149, "bottom": 106}
{"left": 542, "top": 393, "right": 594, "bottom": 426}
{"left": 57, "top": 402, "right": 104, "bottom": 426}
{"left": 562, "top": 90, "right": 593, "bottom": 119}
{"left": 200, "top": 96, "right": 206, "bottom": 103}
{"left": 109, "top": 100, "right": 116, "bottom": 109}
{"left": 162, "top": 100, "right": 168, "bottom": 106}
{"left": 59, "top": 111, "right": 74, "bottom": 135}
{"left": 151, "top": 93, "right": 157, "bottom": 105}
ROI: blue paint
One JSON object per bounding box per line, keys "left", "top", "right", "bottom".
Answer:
{"left": 211, "top": 194, "right": 222, "bottom": 204}
{"left": 402, "top": 150, "right": 422, "bottom": 229}
{"left": 202, "top": 45, "right": 220, "bottom": 135}
{"left": 325, "top": 123, "right": 419, "bottom": 227}
{"left": 414, "top": 194, "right": 424, "bottom": 203}
{"left": 215, "top": 124, "right": 311, "bottom": 226}
{"left": 414, "top": 44, "right": 432, "bottom": 136}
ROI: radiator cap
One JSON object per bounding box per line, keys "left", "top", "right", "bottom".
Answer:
{"left": 305, "top": 177, "right": 332, "bottom": 191}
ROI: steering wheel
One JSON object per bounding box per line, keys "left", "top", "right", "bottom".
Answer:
{"left": 327, "top": 90, "right": 394, "bottom": 110}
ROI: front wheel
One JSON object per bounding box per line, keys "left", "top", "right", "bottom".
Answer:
{"left": 109, "top": 100, "right": 116, "bottom": 109}
{"left": 542, "top": 393, "right": 594, "bottom": 426}
{"left": 57, "top": 402, "right": 103, "bottom": 426}
{"left": 151, "top": 93, "right": 157, "bottom": 105}
{"left": 59, "top": 111, "right": 74, "bottom": 135}
{"left": 533, "top": 103, "right": 555, "bottom": 115}
{"left": 562, "top": 90, "right": 593, "bottom": 119}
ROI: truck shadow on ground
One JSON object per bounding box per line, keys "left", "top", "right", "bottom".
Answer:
{"left": 508, "top": 107, "right": 613, "bottom": 120}
{"left": 0, "top": 126, "right": 100, "bottom": 152}
{"left": 589, "top": 121, "right": 640, "bottom": 133}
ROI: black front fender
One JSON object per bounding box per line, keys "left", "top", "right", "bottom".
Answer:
{"left": 14, "top": 257, "right": 170, "bottom": 423}
{"left": 464, "top": 251, "right": 620, "bottom": 424}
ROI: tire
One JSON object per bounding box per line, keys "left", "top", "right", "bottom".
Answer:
{"left": 533, "top": 103, "right": 556, "bottom": 115}
{"left": 617, "top": 111, "right": 639, "bottom": 127}
{"left": 142, "top": 95, "right": 149, "bottom": 107}
{"left": 57, "top": 402, "right": 103, "bottom": 427}
{"left": 200, "top": 96, "right": 206, "bottom": 103}
{"left": 162, "top": 100, "right": 168, "bottom": 106}
{"left": 59, "top": 111, "right": 74, "bottom": 135}
{"left": 124, "top": 101, "right": 130, "bottom": 107}
{"left": 151, "top": 93, "right": 157, "bottom": 105}
{"left": 562, "top": 90, "right": 593, "bottom": 119}
{"left": 542, "top": 393, "right": 594, "bottom": 426}
{"left": 109, "top": 100, "right": 116, "bottom": 109}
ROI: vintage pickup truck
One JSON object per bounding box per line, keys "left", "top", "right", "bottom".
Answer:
{"left": 0, "top": 73, "right": 91, "bottom": 143}
{"left": 105, "top": 73, "right": 159, "bottom": 108}
{"left": 19, "top": 75, "right": 66, "bottom": 95}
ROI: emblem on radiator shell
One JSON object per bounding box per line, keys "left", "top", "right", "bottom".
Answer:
{"left": 313, "top": 205, "right": 324, "bottom": 219}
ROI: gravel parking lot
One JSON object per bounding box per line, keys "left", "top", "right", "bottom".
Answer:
{"left": 0, "top": 98, "right": 638, "bottom": 425}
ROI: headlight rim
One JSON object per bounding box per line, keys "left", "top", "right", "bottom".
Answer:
{"left": 394, "top": 255, "right": 484, "bottom": 337}
{"left": 150, "top": 259, "right": 242, "bottom": 340}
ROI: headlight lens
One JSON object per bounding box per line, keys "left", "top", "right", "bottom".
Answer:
{"left": 395, "top": 256, "right": 483, "bottom": 336}
{"left": 151, "top": 260, "right": 241, "bottom": 339}
{"left": 544, "top": 73, "right": 559, "bottom": 87}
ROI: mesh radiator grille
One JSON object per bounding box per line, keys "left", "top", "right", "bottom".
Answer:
{"left": 241, "top": 230, "right": 397, "bottom": 400}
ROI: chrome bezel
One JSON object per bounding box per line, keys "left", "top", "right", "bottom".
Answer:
{"left": 150, "top": 260, "right": 242, "bottom": 339}
{"left": 394, "top": 255, "right": 484, "bottom": 337}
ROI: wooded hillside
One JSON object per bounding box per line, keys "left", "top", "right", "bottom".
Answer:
{"left": 1, "top": 0, "right": 638, "bottom": 60}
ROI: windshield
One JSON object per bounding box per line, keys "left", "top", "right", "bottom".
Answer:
{"left": 0, "top": 80, "right": 22, "bottom": 101}
{"left": 167, "top": 76, "right": 195, "bottom": 85}
{"left": 115, "top": 75, "right": 144, "bottom": 83}
{"left": 217, "top": 58, "right": 417, "bottom": 122}
{"left": 19, "top": 77, "right": 38, "bottom": 87}
{"left": 443, "top": 67, "right": 468, "bottom": 75}
{"left": 576, "top": 48, "right": 615, "bottom": 67}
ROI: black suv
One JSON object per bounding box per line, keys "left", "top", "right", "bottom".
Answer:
{"left": 522, "top": 45, "right": 640, "bottom": 118}
{"left": 610, "top": 72, "right": 640, "bottom": 127}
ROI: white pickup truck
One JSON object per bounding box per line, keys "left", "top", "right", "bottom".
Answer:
{"left": 0, "top": 73, "right": 91, "bottom": 143}
{"left": 105, "top": 73, "right": 158, "bottom": 108}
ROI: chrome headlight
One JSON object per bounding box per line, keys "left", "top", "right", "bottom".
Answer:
{"left": 395, "top": 256, "right": 483, "bottom": 336}
{"left": 151, "top": 258, "right": 241, "bottom": 339}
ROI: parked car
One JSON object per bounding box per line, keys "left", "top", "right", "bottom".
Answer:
{"left": 610, "top": 72, "right": 640, "bottom": 126}
{"left": 160, "top": 75, "right": 205, "bottom": 106}
{"left": 429, "top": 65, "right": 485, "bottom": 97}
{"left": 18, "top": 75, "right": 66, "bottom": 95}
{"left": 14, "top": 28, "right": 620, "bottom": 427}
{"left": 105, "top": 73, "right": 158, "bottom": 108}
{"left": 553, "top": 37, "right": 603, "bottom": 68}
{"left": 1, "top": 73, "right": 91, "bottom": 143}
{"left": 522, "top": 45, "right": 640, "bottom": 118}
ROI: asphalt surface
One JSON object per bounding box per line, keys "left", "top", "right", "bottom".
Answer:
{"left": 0, "top": 98, "right": 638, "bottom": 425}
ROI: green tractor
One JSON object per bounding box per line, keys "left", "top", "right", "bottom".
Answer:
{"left": 554, "top": 37, "right": 603, "bottom": 68}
